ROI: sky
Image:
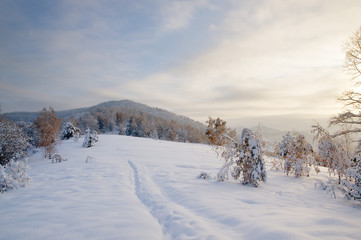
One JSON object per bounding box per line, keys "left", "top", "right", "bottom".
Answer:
{"left": 1, "top": 0, "right": 361, "bottom": 131}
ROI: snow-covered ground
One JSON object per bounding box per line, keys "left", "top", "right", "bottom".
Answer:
{"left": 1, "top": 135, "right": 360, "bottom": 240}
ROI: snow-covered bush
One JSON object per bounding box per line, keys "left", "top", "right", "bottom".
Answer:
{"left": 0, "top": 159, "right": 31, "bottom": 193}
{"left": 0, "top": 118, "right": 30, "bottom": 166}
{"left": 198, "top": 171, "right": 210, "bottom": 179}
{"left": 342, "top": 160, "right": 361, "bottom": 201}
{"left": 315, "top": 179, "right": 339, "bottom": 199}
{"left": 85, "top": 155, "right": 95, "bottom": 163}
{"left": 61, "top": 122, "right": 81, "bottom": 140}
{"left": 16, "top": 121, "right": 38, "bottom": 148}
{"left": 317, "top": 136, "right": 349, "bottom": 183}
{"left": 279, "top": 132, "right": 318, "bottom": 177}
{"left": 217, "top": 128, "right": 266, "bottom": 187}
{"left": 82, "top": 128, "right": 99, "bottom": 148}
{"left": 51, "top": 153, "right": 68, "bottom": 163}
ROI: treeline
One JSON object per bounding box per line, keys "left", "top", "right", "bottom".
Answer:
{"left": 63, "top": 106, "right": 207, "bottom": 143}
{"left": 0, "top": 105, "right": 208, "bottom": 165}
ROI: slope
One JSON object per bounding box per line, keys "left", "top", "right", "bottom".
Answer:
{"left": 0, "top": 135, "right": 360, "bottom": 240}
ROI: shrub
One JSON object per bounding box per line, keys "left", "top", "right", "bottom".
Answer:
{"left": 0, "top": 118, "right": 30, "bottom": 166}
{"left": 61, "top": 122, "right": 81, "bottom": 140}
{"left": 82, "top": 128, "right": 99, "bottom": 148}
{"left": 279, "top": 132, "right": 318, "bottom": 177}
{"left": 342, "top": 160, "right": 361, "bottom": 201}
{"left": 0, "top": 159, "right": 31, "bottom": 193}
{"left": 217, "top": 128, "right": 266, "bottom": 187}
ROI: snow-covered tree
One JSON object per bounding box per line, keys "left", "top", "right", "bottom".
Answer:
{"left": 342, "top": 160, "right": 361, "bottom": 201}
{"left": 16, "top": 121, "right": 38, "bottom": 147}
{"left": 312, "top": 123, "right": 350, "bottom": 184}
{"left": 0, "top": 158, "right": 31, "bottom": 193}
{"left": 61, "top": 121, "right": 81, "bottom": 140}
{"left": 82, "top": 128, "right": 98, "bottom": 148}
{"left": 0, "top": 118, "right": 30, "bottom": 166}
{"left": 217, "top": 128, "right": 266, "bottom": 187}
{"left": 279, "top": 132, "right": 317, "bottom": 177}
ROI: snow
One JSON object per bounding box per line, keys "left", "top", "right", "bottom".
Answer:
{"left": 1, "top": 135, "right": 360, "bottom": 240}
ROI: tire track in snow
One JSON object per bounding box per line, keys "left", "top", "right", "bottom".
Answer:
{"left": 128, "top": 160, "right": 234, "bottom": 240}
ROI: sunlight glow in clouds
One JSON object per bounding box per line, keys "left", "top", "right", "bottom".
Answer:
{"left": 1, "top": 0, "right": 361, "bottom": 130}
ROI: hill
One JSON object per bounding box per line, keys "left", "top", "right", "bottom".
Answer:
{"left": 2, "top": 100, "right": 204, "bottom": 128}
{"left": 1, "top": 135, "right": 360, "bottom": 239}
{"left": 2, "top": 100, "right": 207, "bottom": 143}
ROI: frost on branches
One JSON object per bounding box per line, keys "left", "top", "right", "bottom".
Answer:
{"left": 312, "top": 124, "right": 349, "bottom": 184}
{"left": 82, "top": 128, "right": 99, "bottom": 148}
{"left": 61, "top": 122, "right": 81, "bottom": 140}
{"left": 0, "top": 159, "right": 31, "bottom": 193}
{"left": 342, "top": 160, "right": 361, "bottom": 201}
{"left": 217, "top": 128, "right": 266, "bottom": 187}
{"left": 279, "top": 132, "right": 318, "bottom": 177}
{"left": 0, "top": 118, "right": 30, "bottom": 166}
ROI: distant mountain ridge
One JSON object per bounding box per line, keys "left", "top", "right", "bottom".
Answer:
{"left": 2, "top": 100, "right": 205, "bottom": 129}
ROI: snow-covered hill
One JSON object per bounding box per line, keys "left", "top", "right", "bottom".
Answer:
{"left": 1, "top": 135, "right": 360, "bottom": 240}
{"left": 2, "top": 100, "right": 205, "bottom": 130}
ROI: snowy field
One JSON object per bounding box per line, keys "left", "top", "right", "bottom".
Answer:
{"left": 1, "top": 135, "right": 361, "bottom": 240}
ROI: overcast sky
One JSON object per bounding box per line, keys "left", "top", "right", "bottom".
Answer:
{"left": 1, "top": 0, "right": 361, "bottom": 130}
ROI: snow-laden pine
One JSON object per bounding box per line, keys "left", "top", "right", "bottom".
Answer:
{"left": 82, "top": 128, "right": 98, "bottom": 148}
{"left": 61, "top": 121, "right": 81, "bottom": 140}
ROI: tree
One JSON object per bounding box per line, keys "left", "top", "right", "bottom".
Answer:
{"left": 342, "top": 160, "right": 361, "bottom": 201}
{"left": 316, "top": 27, "right": 361, "bottom": 201}
{"left": 344, "top": 26, "right": 361, "bottom": 81}
{"left": 34, "top": 107, "right": 61, "bottom": 158}
{"left": 0, "top": 118, "right": 30, "bottom": 166}
{"left": 312, "top": 123, "right": 350, "bottom": 184}
{"left": 279, "top": 132, "right": 317, "bottom": 177}
{"left": 205, "top": 117, "right": 236, "bottom": 146}
{"left": 0, "top": 158, "right": 31, "bottom": 193}
{"left": 217, "top": 128, "right": 266, "bottom": 187}
{"left": 82, "top": 128, "right": 98, "bottom": 148}
{"left": 330, "top": 26, "right": 361, "bottom": 137}
{"left": 16, "top": 121, "right": 38, "bottom": 147}
{"left": 61, "top": 121, "right": 81, "bottom": 140}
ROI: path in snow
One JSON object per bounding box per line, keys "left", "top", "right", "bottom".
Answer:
{"left": 128, "top": 160, "right": 235, "bottom": 240}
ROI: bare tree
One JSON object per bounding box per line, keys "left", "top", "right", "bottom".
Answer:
{"left": 330, "top": 26, "right": 361, "bottom": 138}
{"left": 344, "top": 26, "right": 361, "bottom": 81}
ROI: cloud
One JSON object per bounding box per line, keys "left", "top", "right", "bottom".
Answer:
{"left": 159, "top": 0, "right": 210, "bottom": 32}
{"left": 1, "top": 0, "right": 361, "bottom": 131}
{"left": 120, "top": 0, "right": 360, "bottom": 125}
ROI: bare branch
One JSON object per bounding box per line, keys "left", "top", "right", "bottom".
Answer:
{"left": 330, "top": 128, "right": 361, "bottom": 138}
